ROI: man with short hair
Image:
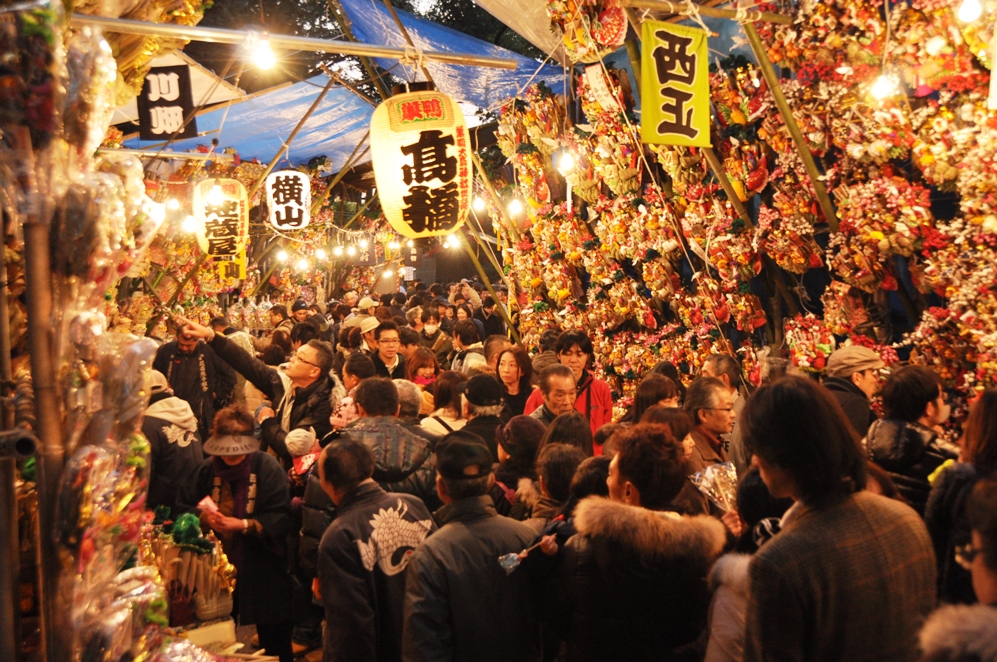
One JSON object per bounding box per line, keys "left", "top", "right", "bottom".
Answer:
{"left": 406, "top": 306, "right": 424, "bottom": 332}
{"left": 822, "top": 345, "right": 885, "bottom": 438}
{"left": 398, "top": 326, "right": 422, "bottom": 365}
{"left": 475, "top": 296, "right": 506, "bottom": 338}
{"left": 270, "top": 304, "right": 295, "bottom": 335}
{"left": 153, "top": 325, "right": 237, "bottom": 441}
{"left": 865, "top": 365, "right": 958, "bottom": 514}
{"left": 420, "top": 308, "right": 452, "bottom": 369}
{"left": 457, "top": 374, "right": 507, "bottom": 461}
{"left": 344, "top": 378, "right": 440, "bottom": 509}
{"left": 372, "top": 321, "right": 406, "bottom": 380}
{"left": 483, "top": 334, "right": 513, "bottom": 377}
{"left": 290, "top": 321, "right": 320, "bottom": 351}
{"left": 403, "top": 431, "right": 541, "bottom": 661}
{"left": 450, "top": 320, "right": 486, "bottom": 375}
{"left": 530, "top": 364, "right": 577, "bottom": 427}
{"left": 316, "top": 438, "right": 435, "bottom": 662}
{"left": 394, "top": 379, "right": 440, "bottom": 446}
{"left": 178, "top": 318, "right": 337, "bottom": 467}
{"left": 701, "top": 353, "right": 748, "bottom": 475}
{"left": 683, "top": 376, "right": 736, "bottom": 475}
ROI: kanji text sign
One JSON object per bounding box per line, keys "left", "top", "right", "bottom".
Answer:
{"left": 266, "top": 170, "right": 311, "bottom": 230}
{"left": 137, "top": 65, "right": 198, "bottom": 141}
{"left": 371, "top": 90, "right": 472, "bottom": 238}
{"left": 640, "top": 21, "right": 711, "bottom": 147}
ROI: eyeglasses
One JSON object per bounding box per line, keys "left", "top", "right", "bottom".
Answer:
{"left": 955, "top": 543, "right": 984, "bottom": 570}
{"left": 290, "top": 352, "right": 319, "bottom": 368}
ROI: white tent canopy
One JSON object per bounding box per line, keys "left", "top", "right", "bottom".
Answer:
{"left": 111, "top": 50, "right": 246, "bottom": 125}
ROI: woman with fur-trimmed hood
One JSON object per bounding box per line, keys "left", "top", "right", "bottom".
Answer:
{"left": 553, "top": 424, "right": 726, "bottom": 661}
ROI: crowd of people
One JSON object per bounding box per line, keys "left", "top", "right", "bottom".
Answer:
{"left": 140, "top": 279, "right": 997, "bottom": 662}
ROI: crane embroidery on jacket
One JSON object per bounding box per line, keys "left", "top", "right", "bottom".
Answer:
{"left": 356, "top": 500, "right": 433, "bottom": 575}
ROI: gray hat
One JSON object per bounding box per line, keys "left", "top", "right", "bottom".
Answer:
{"left": 360, "top": 316, "right": 381, "bottom": 335}
{"left": 826, "top": 345, "right": 885, "bottom": 378}
{"left": 149, "top": 370, "right": 171, "bottom": 395}
{"left": 203, "top": 435, "right": 260, "bottom": 456}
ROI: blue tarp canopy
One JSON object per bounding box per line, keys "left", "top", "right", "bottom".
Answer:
{"left": 126, "top": 77, "right": 374, "bottom": 168}
{"left": 125, "top": 3, "right": 564, "bottom": 165}
{"left": 339, "top": 0, "right": 565, "bottom": 109}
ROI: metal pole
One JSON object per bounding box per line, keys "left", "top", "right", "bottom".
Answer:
{"left": 247, "top": 76, "right": 338, "bottom": 199}
{"left": 457, "top": 229, "right": 522, "bottom": 344}
{"left": 96, "top": 148, "right": 237, "bottom": 162}
{"left": 69, "top": 14, "right": 520, "bottom": 70}
{"left": 742, "top": 22, "right": 839, "bottom": 231}
{"left": 621, "top": 0, "right": 793, "bottom": 24}
{"left": 0, "top": 216, "right": 18, "bottom": 662}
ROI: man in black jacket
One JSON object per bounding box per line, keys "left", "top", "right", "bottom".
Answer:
{"left": 372, "top": 321, "right": 407, "bottom": 380}
{"left": 822, "top": 345, "right": 884, "bottom": 438}
{"left": 143, "top": 370, "right": 203, "bottom": 515}
{"left": 458, "top": 374, "right": 507, "bottom": 461}
{"left": 403, "top": 431, "right": 540, "bottom": 661}
{"left": 317, "top": 438, "right": 435, "bottom": 662}
{"left": 177, "top": 317, "right": 337, "bottom": 468}
{"left": 153, "top": 327, "right": 236, "bottom": 441}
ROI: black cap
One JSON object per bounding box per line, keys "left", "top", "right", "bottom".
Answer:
{"left": 436, "top": 431, "right": 493, "bottom": 480}
{"left": 292, "top": 299, "right": 309, "bottom": 312}
{"left": 458, "top": 374, "right": 503, "bottom": 407}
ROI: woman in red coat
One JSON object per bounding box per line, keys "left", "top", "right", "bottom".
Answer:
{"left": 524, "top": 330, "right": 613, "bottom": 440}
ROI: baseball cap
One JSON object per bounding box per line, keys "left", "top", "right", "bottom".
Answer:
{"left": 291, "top": 299, "right": 309, "bottom": 312}
{"left": 149, "top": 370, "right": 171, "bottom": 395}
{"left": 826, "top": 345, "right": 886, "bottom": 378}
{"left": 458, "top": 374, "right": 503, "bottom": 407}
{"left": 360, "top": 317, "right": 381, "bottom": 335}
{"left": 436, "top": 430, "right": 494, "bottom": 479}
{"left": 357, "top": 297, "right": 380, "bottom": 310}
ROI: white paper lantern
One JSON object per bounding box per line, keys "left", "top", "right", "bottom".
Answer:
{"left": 265, "top": 170, "right": 311, "bottom": 230}
{"left": 193, "top": 178, "right": 249, "bottom": 258}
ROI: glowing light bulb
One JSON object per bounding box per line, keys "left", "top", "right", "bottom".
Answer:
{"left": 207, "top": 183, "right": 224, "bottom": 205}
{"left": 277, "top": 250, "right": 288, "bottom": 262}
{"left": 383, "top": 269, "right": 394, "bottom": 279}
{"left": 958, "top": 0, "right": 982, "bottom": 22}
{"left": 508, "top": 198, "right": 523, "bottom": 216}
{"left": 558, "top": 152, "right": 575, "bottom": 174}
{"left": 347, "top": 246, "right": 356, "bottom": 256}
{"left": 446, "top": 234, "right": 458, "bottom": 248}
{"left": 870, "top": 74, "right": 899, "bottom": 100}
{"left": 333, "top": 246, "right": 344, "bottom": 256}
{"left": 181, "top": 215, "right": 197, "bottom": 233}
{"left": 316, "top": 248, "right": 327, "bottom": 260}
{"left": 407, "top": 239, "right": 414, "bottom": 248}
{"left": 252, "top": 34, "right": 278, "bottom": 70}
{"left": 148, "top": 201, "right": 166, "bottom": 224}
{"left": 359, "top": 239, "right": 369, "bottom": 249}
{"left": 473, "top": 196, "right": 485, "bottom": 211}
{"left": 296, "top": 258, "right": 309, "bottom": 271}
{"left": 389, "top": 240, "right": 401, "bottom": 250}
{"left": 166, "top": 198, "right": 181, "bottom": 211}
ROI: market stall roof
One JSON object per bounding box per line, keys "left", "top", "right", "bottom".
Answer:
{"left": 338, "top": 0, "right": 566, "bottom": 109}
{"left": 124, "top": 75, "right": 374, "bottom": 167}
{"left": 111, "top": 50, "right": 245, "bottom": 125}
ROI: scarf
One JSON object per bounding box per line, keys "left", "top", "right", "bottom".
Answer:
{"left": 212, "top": 455, "right": 253, "bottom": 518}
{"left": 413, "top": 375, "right": 436, "bottom": 387}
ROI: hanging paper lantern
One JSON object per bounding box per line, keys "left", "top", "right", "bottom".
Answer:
{"left": 370, "top": 88, "right": 472, "bottom": 238}
{"left": 265, "top": 169, "right": 311, "bottom": 230}
{"left": 193, "top": 178, "right": 249, "bottom": 264}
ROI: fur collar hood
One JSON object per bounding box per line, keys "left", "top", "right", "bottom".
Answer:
{"left": 574, "top": 497, "right": 726, "bottom": 563}
{"left": 919, "top": 604, "right": 997, "bottom": 660}
{"left": 709, "top": 553, "right": 751, "bottom": 594}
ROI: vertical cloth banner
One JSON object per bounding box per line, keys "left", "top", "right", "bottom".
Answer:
{"left": 137, "top": 65, "right": 198, "bottom": 141}
{"left": 640, "top": 21, "right": 711, "bottom": 147}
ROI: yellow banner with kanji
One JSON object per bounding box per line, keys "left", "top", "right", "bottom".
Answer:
{"left": 640, "top": 21, "right": 711, "bottom": 147}
{"left": 217, "top": 249, "right": 247, "bottom": 281}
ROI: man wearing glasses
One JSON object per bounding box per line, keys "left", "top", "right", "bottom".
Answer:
{"left": 371, "top": 320, "right": 406, "bottom": 380}
{"left": 683, "top": 376, "right": 736, "bottom": 475}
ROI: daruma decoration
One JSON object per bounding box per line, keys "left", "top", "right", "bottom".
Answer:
{"left": 370, "top": 88, "right": 472, "bottom": 238}
{"left": 193, "top": 178, "right": 249, "bottom": 261}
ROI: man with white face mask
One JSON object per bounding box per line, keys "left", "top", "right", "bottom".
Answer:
{"left": 419, "top": 308, "right": 452, "bottom": 369}
{"left": 864, "top": 365, "right": 958, "bottom": 516}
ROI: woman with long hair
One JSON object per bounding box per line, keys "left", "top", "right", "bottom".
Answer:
{"left": 421, "top": 370, "right": 468, "bottom": 437}
{"left": 496, "top": 346, "right": 536, "bottom": 418}
{"left": 926, "top": 388, "right": 997, "bottom": 604}
{"left": 540, "top": 411, "right": 594, "bottom": 457}
{"left": 406, "top": 347, "right": 442, "bottom": 415}
{"left": 619, "top": 374, "right": 680, "bottom": 424}
{"left": 178, "top": 405, "right": 294, "bottom": 661}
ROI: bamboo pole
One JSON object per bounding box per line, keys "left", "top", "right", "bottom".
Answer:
{"left": 742, "top": 22, "right": 839, "bottom": 231}
{"left": 326, "top": 0, "right": 393, "bottom": 101}
{"left": 0, "top": 220, "right": 17, "bottom": 662}
{"left": 247, "top": 76, "right": 337, "bottom": 199}
{"left": 311, "top": 137, "right": 371, "bottom": 215}
{"left": 702, "top": 147, "right": 754, "bottom": 229}
{"left": 471, "top": 152, "right": 520, "bottom": 242}
{"left": 457, "top": 229, "right": 522, "bottom": 344}
{"left": 69, "top": 15, "right": 520, "bottom": 71}
{"left": 621, "top": 0, "right": 793, "bottom": 24}
{"left": 382, "top": 0, "right": 435, "bottom": 82}
{"left": 166, "top": 254, "right": 209, "bottom": 308}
